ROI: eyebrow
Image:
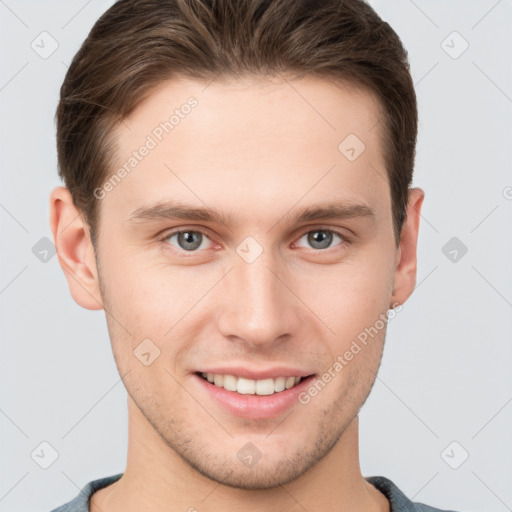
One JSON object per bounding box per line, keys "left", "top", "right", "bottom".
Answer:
{"left": 128, "top": 199, "right": 375, "bottom": 226}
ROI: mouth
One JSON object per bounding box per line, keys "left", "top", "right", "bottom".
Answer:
{"left": 195, "top": 371, "right": 313, "bottom": 396}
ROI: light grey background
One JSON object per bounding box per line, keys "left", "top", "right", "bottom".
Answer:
{"left": 1, "top": 1, "right": 511, "bottom": 511}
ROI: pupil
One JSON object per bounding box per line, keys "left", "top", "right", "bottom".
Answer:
{"left": 179, "top": 231, "right": 201, "bottom": 251}
{"left": 309, "top": 230, "right": 331, "bottom": 249}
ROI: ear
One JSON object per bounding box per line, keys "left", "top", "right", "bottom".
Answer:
{"left": 390, "top": 187, "right": 425, "bottom": 307}
{"left": 49, "top": 186, "right": 104, "bottom": 310}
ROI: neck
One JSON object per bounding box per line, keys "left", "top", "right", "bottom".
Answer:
{"left": 90, "top": 397, "right": 389, "bottom": 512}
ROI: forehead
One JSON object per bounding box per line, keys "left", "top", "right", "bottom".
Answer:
{"left": 105, "top": 74, "right": 390, "bottom": 227}
{"left": 118, "top": 74, "right": 385, "bottom": 152}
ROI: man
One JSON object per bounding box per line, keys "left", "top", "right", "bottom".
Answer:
{"left": 48, "top": 0, "right": 460, "bottom": 510}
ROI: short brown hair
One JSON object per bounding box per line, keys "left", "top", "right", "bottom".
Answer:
{"left": 56, "top": 0, "right": 417, "bottom": 248}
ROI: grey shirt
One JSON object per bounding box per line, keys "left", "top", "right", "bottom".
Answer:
{"left": 49, "top": 473, "right": 460, "bottom": 512}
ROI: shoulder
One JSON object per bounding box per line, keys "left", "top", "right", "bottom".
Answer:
{"left": 366, "top": 475, "right": 463, "bottom": 512}
{"left": 49, "top": 473, "right": 123, "bottom": 512}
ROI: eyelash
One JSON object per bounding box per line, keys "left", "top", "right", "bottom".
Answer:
{"left": 159, "top": 227, "right": 351, "bottom": 255}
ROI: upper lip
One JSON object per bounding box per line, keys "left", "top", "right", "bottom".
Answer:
{"left": 196, "top": 367, "right": 315, "bottom": 380}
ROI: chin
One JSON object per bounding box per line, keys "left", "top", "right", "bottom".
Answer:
{"left": 186, "top": 457, "right": 311, "bottom": 490}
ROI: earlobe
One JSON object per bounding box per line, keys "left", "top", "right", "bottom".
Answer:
{"left": 390, "top": 187, "right": 425, "bottom": 307}
{"left": 49, "top": 186, "right": 104, "bottom": 311}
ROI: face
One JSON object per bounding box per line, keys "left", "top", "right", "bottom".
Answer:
{"left": 87, "top": 75, "right": 402, "bottom": 488}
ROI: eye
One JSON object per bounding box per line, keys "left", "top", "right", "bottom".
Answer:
{"left": 163, "top": 230, "right": 214, "bottom": 252}
{"left": 295, "top": 229, "right": 347, "bottom": 250}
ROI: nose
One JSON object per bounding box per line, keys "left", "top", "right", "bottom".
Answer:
{"left": 216, "top": 249, "right": 299, "bottom": 350}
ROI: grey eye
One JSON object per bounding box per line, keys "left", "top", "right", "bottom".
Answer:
{"left": 166, "top": 231, "right": 210, "bottom": 252}
{"left": 297, "top": 230, "right": 343, "bottom": 250}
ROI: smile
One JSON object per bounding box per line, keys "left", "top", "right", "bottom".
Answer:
{"left": 199, "top": 372, "right": 304, "bottom": 395}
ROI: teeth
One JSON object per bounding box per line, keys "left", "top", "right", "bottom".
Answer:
{"left": 200, "top": 372, "right": 304, "bottom": 395}
{"left": 285, "top": 377, "right": 295, "bottom": 389}
{"left": 237, "top": 377, "right": 255, "bottom": 394}
{"left": 274, "top": 377, "right": 286, "bottom": 392}
{"left": 223, "top": 374, "right": 237, "bottom": 392}
{"left": 255, "top": 378, "right": 275, "bottom": 396}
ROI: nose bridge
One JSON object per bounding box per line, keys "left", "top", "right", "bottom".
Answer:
{"left": 217, "top": 245, "right": 296, "bottom": 347}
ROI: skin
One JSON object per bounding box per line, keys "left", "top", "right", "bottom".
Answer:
{"left": 50, "top": 74, "right": 424, "bottom": 512}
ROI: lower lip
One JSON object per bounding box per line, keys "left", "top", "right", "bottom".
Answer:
{"left": 193, "top": 373, "right": 316, "bottom": 419}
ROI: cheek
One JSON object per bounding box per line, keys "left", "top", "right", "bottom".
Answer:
{"left": 99, "top": 246, "right": 192, "bottom": 320}
{"left": 98, "top": 251, "right": 220, "bottom": 373}
{"left": 298, "top": 256, "right": 394, "bottom": 333}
